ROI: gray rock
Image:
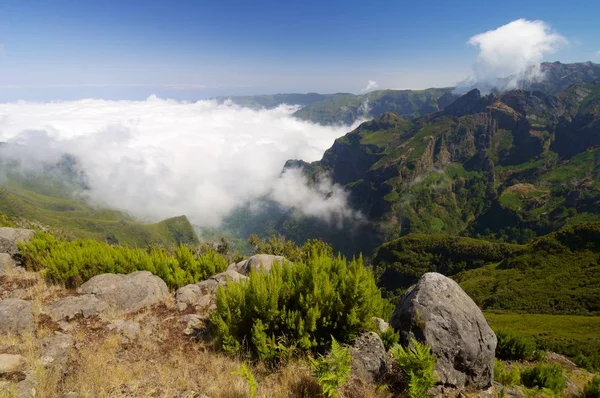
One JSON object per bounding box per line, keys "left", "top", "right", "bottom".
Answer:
{"left": 0, "top": 253, "right": 16, "bottom": 275}
{"left": 349, "top": 332, "right": 387, "bottom": 383}
{"left": 391, "top": 272, "right": 497, "bottom": 390}
{"left": 16, "top": 371, "right": 38, "bottom": 398}
{"left": 0, "top": 299, "right": 35, "bottom": 335}
{"left": 79, "top": 271, "right": 169, "bottom": 313}
{"left": 0, "top": 354, "right": 26, "bottom": 375}
{"left": 175, "top": 270, "right": 246, "bottom": 311}
{"left": 227, "top": 254, "right": 288, "bottom": 276}
{"left": 108, "top": 320, "right": 140, "bottom": 340}
{"left": 373, "top": 317, "right": 390, "bottom": 334}
{"left": 45, "top": 295, "right": 110, "bottom": 322}
{"left": 39, "top": 333, "right": 74, "bottom": 373}
{"left": 0, "top": 228, "right": 34, "bottom": 255}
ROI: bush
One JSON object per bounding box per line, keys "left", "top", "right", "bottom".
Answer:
{"left": 520, "top": 363, "right": 565, "bottom": 394}
{"left": 495, "top": 329, "right": 538, "bottom": 360}
{"left": 210, "top": 248, "right": 390, "bottom": 361}
{"left": 310, "top": 337, "right": 352, "bottom": 397}
{"left": 494, "top": 359, "right": 520, "bottom": 386}
{"left": 391, "top": 338, "right": 437, "bottom": 398}
{"left": 19, "top": 232, "right": 228, "bottom": 289}
{"left": 583, "top": 376, "right": 600, "bottom": 398}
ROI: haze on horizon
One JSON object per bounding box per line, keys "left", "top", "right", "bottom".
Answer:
{"left": 0, "top": 0, "right": 599, "bottom": 101}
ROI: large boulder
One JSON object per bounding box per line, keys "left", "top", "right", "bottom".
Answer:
{"left": 0, "top": 228, "right": 34, "bottom": 254}
{"left": 390, "top": 272, "right": 496, "bottom": 390}
{"left": 0, "top": 299, "right": 35, "bottom": 335}
{"left": 45, "top": 295, "right": 111, "bottom": 322}
{"left": 0, "top": 353, "right": 27, "bottom": 375}
{"left": 0, "top": 253, "right": 16, "bottom": 276}
{"left": 175, "top": 270, "right": 246, "bottom": 311}
{"left": 39, "top": 333, "right": 75, "bottom": 374}
{"left": 79, "top": 271, "right": 169, "bottom": 313}
{"left": 227, "top": 254, "right": 288, "bottom": 276}
{"left": 349, "top": 332, "right": 388, "bottom": 383}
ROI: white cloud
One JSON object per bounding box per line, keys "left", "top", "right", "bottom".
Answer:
{"left": 460, "top": 19, "right": 567, "bottom": 92}
{"left": 596, "top": 50, "right": 600, "bottom": 58}
{"left": 0, "top": 97, "right": 360, "bottom": 227}
{"left": 361, "top": 80, "right": 379, "bottom": 93}
{"left": 270, "top": 168, "right": 363, "bottom": 227}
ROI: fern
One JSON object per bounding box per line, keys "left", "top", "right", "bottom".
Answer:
{"left": 232, "top": 362, "right": 258, "bottom": 397}
{"left": 391, "top": 338, "right": 437, "bottom": 398}
{"left": 310, "top": 337, "right": 352, "bottom": 397}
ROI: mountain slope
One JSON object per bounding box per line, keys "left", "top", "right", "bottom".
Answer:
{"left": 291, "top": 77, "right": 600, "bottom": 252}
{"left": 372, "top": 222, "right": 600, "bottom": 315}
{"left": 0, "top": 152, "right": 199, "bottom": 246}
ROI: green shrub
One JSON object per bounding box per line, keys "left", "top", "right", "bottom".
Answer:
{"left": 495, "top": 330, "right": 538, "bottom": 360}
{"left": 310, "top": 337, "right": 352, "bottom": 397}
{"left": 520, "top": 364, "right": 565, "bottom": 394}
{"left": 210, "top": 249, "right": 389, "bottom": 360}
{"left": 379, "top": 327, "right": 400, "bottom": 351}
{"left": 494, "top": 359, "right": 520, "bottom": 387}
{"left": 583, "top": 376, "right": 600, "bottom": 398}
{"left": 18, "top": 232, "right": 228, "bottom": 289}
{"left": 231, "top": 362, "right": 258, "bottom": 397}
{"left": 391, "top": 338, "right": 437, "bottom": 398}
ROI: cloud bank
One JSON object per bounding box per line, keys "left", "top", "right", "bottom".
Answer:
{"left": 0, "top": 97, "right": 360, "bottom": 227}
{"left": 459, "top": 19, "right": 567, "bottom": 92}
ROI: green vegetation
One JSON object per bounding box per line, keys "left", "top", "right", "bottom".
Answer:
{"left": 391, "top": 339, "right": 437, "bottom": 398}
{"left": 583, "top": 376, "right": 600, "bottom": 398}
{"left": 310, "top": 337, "right": 352, "bottom": 397}
{"left": 495, "top": 330, "right": 538, "bottom": 361}
{"left": 520, "top": 363, "right": 566, "bottom": 394}
{"left": 494, "top": 360, "right": 521, "bottom": 387}
{"left": 456, "top": 223, "right": 600, "bottom": 315}
{"left": 485, "top": 313, "right": 600, "bottom": 371}
{"left": 210, "top": 244, "right": 391, "bottom": 361}
{"left": 372, "top": 233, "right": 522, "bottom": 295}
{"left": 19, "top": 232, "right": 227, "bottom": 289}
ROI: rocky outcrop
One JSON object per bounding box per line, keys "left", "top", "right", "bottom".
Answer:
{"left": 349, "top": 332, "right": 387, "bottom": 383}
{"left": 46, "top": 295, "right": 110, "bottom": 322}
{"left": 175, "top": 270, "right": 246, "bottom": 311}
{"left": 0, "top": 299, "right": 35, "bottom": 335}
{"left": 79, "top": 271, "right": 169, "bottom": 313}
{"left": 391, "top": 272, "right": 496, "bottom": 390}
{"left": 0, "top": 228, "right": 34, "bottom": 255}
{"left": 227, "top": 254, "right": 288, "bottom": 276}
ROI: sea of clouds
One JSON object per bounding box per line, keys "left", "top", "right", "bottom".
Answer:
{"left": 0, "top": 97, "right": 362, "bottom": 227}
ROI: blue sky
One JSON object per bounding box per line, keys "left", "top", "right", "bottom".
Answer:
{"left": 0, "top": 0, "right": 598, "bottom": 100}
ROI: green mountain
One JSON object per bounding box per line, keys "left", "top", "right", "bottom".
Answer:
{"left": 0, "top": 159, "right": 199, "bottom": 247}
{"left": 372, "top": 223, "right": 600, "bottom": 315}
{"left": 217, "top": 62, "right": 600, "bottom": 125}
{"left": 215, "top": 88, "right": 457, "bottom": 125}
{"left": 291, "top": 76, "right": 600, "bottom": 252}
